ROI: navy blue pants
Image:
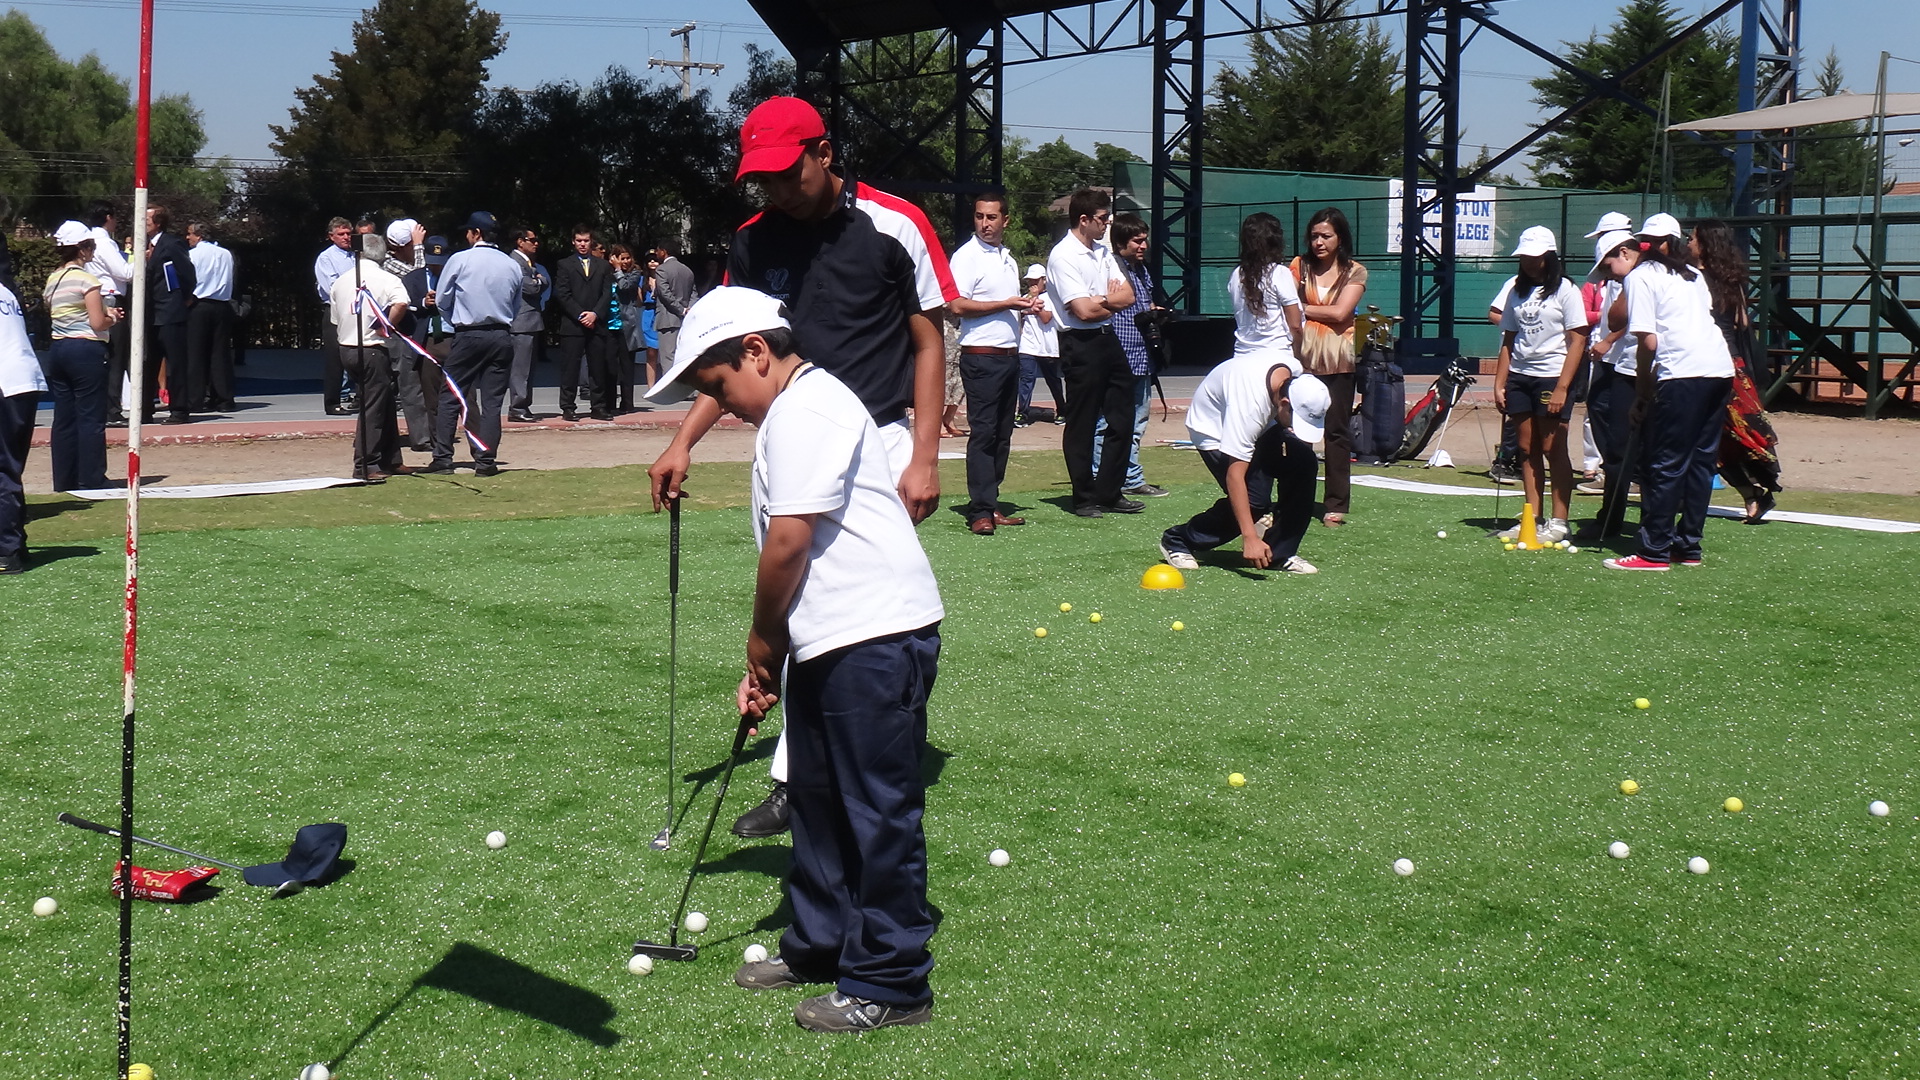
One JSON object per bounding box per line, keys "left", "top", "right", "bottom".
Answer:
{"left": 43, "top": 337, "right": 110, "bottom": 492}
{"left": 0, "top": 391, "right": 39, "bottom": 560}
{"left": 960, "top": 351, "right": 1019, "bottom": 522}
{"left": 1162, "top": 427, "right": 1316, "bottom": 566}
{"left": 435, "top": 328, "right": 511, "bottom": 468}
{"left": 780, "top": 624, "right": 940, "bottom": 1006}
{"left": 1636, "top": 376, "right": 1732, "bottom": 563}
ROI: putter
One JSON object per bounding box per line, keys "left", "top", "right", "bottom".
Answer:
{"left": 651, "top": 494, "right": 683, "bottom": 852}
{"left": 635, "top": 711, "right": 757, "bottom": 963}
{"left": 1598, "top": 418, "right": 1641, "bottom": 539}
{"left": 59, "top": 813, "right": 305, "bottom": 897}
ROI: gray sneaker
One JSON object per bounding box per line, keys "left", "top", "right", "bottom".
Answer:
{"left": 1125, "top": 483, "right": 1170, "bottom": 498}
{"left": 735, "top": 955, "right": 808, "bottom": 990}
{"left": 795, "top": 991, "right": 932, "bottom": 1032}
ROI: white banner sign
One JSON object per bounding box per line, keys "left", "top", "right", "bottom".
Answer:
{"left": 1385, "top": 180, "right": 1498, "bottom": 257}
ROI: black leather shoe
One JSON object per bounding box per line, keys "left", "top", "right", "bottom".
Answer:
{"left": 560, "top": 411, "right": 578, "bottom": 422}
{"left": 421, "top": 462, "right": 455, "bottom": 474}
{"left": 159, "top": 413, "right": 193, "bottom": 425}
{"left": 731, "top": 783, "right": 790, "bottom": 838}
{"left": 1100, "top": 498, "right": 1146, "bottom": 514}
{"left": 474, "top": 463, "right": 501, "bottom": 477}
{"left": 508, "top": 411, "right": 537, "bottom": 424}
{"left": 1071, "top": 505, "right": 1105, "bottom": 518}
{"left": 0, "top": 552, "right": 25, "bottom": 575}
{"left": 589, "top": 409, "right": 614, "bottom": 421}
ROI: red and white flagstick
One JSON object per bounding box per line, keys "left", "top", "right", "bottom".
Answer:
{"left": 118, "top": 1, "right": 155, "bottom": 1075}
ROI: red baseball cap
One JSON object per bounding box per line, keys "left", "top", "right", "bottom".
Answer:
{"left": 736, "top": 96, "right": 827, "bottom": 181}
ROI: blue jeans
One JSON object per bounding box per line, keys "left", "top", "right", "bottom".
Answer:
{"left": 1092, "top": 373, "right": 1151, "bottom": 490}
{"left": 43, "top": 337, "right": 110, "bottom": 491}
{"left": 1017, "top": 353, "right": 1064, "bottom": 418}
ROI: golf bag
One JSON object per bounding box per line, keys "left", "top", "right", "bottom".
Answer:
{"left": 1396, "top": 358, "right": 1476, "bottom": 461}
{"left": 1350, "top": 346, "right": 1406, "bottom": 465}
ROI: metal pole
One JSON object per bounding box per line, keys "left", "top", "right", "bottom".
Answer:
{"left": 1866, "top": 51, "right": 1889, "bottom": 418}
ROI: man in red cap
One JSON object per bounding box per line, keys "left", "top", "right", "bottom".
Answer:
{"left": 648, "top": 96, "right": 957, "bottom": 842}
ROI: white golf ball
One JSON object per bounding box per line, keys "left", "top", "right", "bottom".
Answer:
{"left": 32, "top": 896, "right": 57, "bottom": 918}
{"left": 1436, "top": 530, "right": 1448, "bottom": 539}
{"left": 684, "top": 911, "right": 708, "bottom": 934}
{"left": 485, "top": 830, "right": 507, "bottom": 850}
{"left": 299, "top": 1064, "right": 332, "bottom": 1080}
{"left": 988, "top": 848, "right": 1011, "bottom": 867}
{"left": 1392, "top": 858, "right": 1415, "bottom": 877}
{"left": 1869, "top": 800, "right": 1891, "bottom": 818}
{"left": 1608, "top": 841, "right": 1630, "bottom": 860}
{"left": 1566, "top": 545, "right": 1580, "bottom": 554}
{"left": 743, "top": 943, "right": 769, "bottom": 964}
{"left": 1688, "top": 856, "right": 1710, "bottom": 875}
{"left": 626, "top": 953, "right": 654, "bottom": 976}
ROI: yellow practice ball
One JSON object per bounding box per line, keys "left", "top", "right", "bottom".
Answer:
{"left": 1033, "top": 627, "right": 1047, "bottom": 638}
{"left": 127, "top": 1066, "right": 154, "bottom": 1080}
{"left": 1141, "top": 563, "right": 1186, "bottom": 590}
{"left": 1724, "top": 797, "right": 1744, "bottom": 813}
{"left": 1171, "top": 621, "right": 1185, "bottom": 631}
{"left": 1228, "top": 773, "right": 1246, "bottom": 787}
{"left": 1619, "top": 779, "right": 1640, "bottom": 795}
{"left": 1059, "top": 602, "right": 1072, "bottom": 613}
{"left": 1503, "top": 543, "right": 1516, "bottom": 551}
{"left": 1634, "top": 697, "right": 1651, "bottom": 710}
{"left": 1088, "top": 613, "right": 1102, "bottom": 623}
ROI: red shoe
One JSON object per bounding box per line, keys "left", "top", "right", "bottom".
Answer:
{"left": 1603, "top": 554, "right": 1669, "bottom": 572}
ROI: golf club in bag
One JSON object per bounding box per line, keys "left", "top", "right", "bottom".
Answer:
{"left": 634, "top": 711, "right": 757, "bottom": 963}
{"left": 651, "top": 494, "right": 683, "bottom": 852}
{"left": 1396, "top": 358, "right": 1476, "bottom": 462}
{"left": 59, "top": 813, "right": 346, "bottom": 898}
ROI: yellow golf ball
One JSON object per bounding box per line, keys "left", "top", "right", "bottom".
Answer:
{"left": 1503, "top": 543, "right": 1516, "bottom": 551}
{"left": 1171, "top": 621, "right": 1185, "bottom": 631}
{"left": 1033, "top": 627, "right": 1047, "bottom": 638}
{"left": 1227, "top": 773, "right": 1246, "bottom": 787}
{"left": 1634, "top": 697, "right": 1651, "bottom": 710}
{"left": 1088, "top": 613, "right": 1102, "bottom": 623}
{"left": 127, "top": 1066, "right": 154, "bottom": 1080}
{"left": 1620, "top": 779, "right": 1640, "bottom": 796}
{"left": 1724, "top": 797, "right": 1744, "bottom": 813}
{"left": 1059, "top": 602, "right": 1072, "bottom": 613}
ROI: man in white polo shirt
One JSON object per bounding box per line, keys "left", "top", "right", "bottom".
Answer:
{"left": 947, "top": 191, "right": 1035, "bottom": 534}
{"left": 1046, "top": 188, "right": 1138, "bottom": 517}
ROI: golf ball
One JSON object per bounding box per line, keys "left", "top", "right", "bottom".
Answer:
{"left": 1089, "top": 613, "right": 1102, "bottom": 623}
{"left": 1171, "top": 621, "right": 1185, "bottom": 631}
{"left": 1609, "top": 841, "right": 1631, "bottom": 859}
{"left": 1393, "top": 858, "right": 1415, "bottom": 877}
{"left": 626, "top": 953, "right": 653, "bottom": 976}
{"left": 127, "top": 1066, "right": 154, "bottom": 1080}
{"left": 1033, "top": 627, "right": 1047, "bottom": 638}
{"left": 1619, "top": 779, "right": 1640, "bottom": 795}
{"left": 1059, "top": 602, "right": 1072, "bottom": 612}
{"left": 485, "top": 830, "right": 508, "bottom": 849}
{"left": 1724, "top": 797, "right": 1744, "bottom": 813}
{"left": 684, "top": 911, "right": 708, "bottom": 934}
{"left": 1869, "top": 800, "right": 1891, "bottom": 818}
{"left": 1227, "top": 772, "right": 1246, "bottom": 787}
{"left": 988, "top": 848, "right": 1011, "bottom": 867}
{"left": 1634, "top": 697, "right": 1651, "bottom": 710}
{"left": 1503, "top": 543, "right": 1516, "bottom": 551}
{"left": 1566, "top": 545, "right": 1580, "bottom": 554}
{"left": 32, "top": 896, "right": 57, "bottom": 918}
{"left": 299, "top": 1065, "right": 331, "bottom": 1080}
{"left": 1688, "top": 856, "right": 1711, "bottom": 875}
{"left": 1556, "top": 540, "right": 1570, "bottom": 549}
{"left": 743, "top": 943, "right": 769, "bottom": 964}
{"left": 1436, "top": 530, "right": 1448, "bottom": 538}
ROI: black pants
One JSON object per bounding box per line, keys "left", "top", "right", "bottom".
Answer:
{"left": 105, "top": 313, "right": 129, "bottom": 418}
{"left": 1162, "top": 428, "right": 1316, "bottom": 566}
{"left": 0, "top": 391, "right": 37, "bottom": 560}
{"left": 780, "top": 624, "right": 940, "bottom": 1007}
{"left": 320, "top": 310, "right": 346, "bottom": 410}
{"left": 147, "top": 321, "right": 189, "bottom": 418}
{"left": 43, "top": 337, "right": 110, "bottom": 491}
{"left": 1058, "top": 328, "right": 1134, "bottom": 510}
{"left": 389, "top": 340, "right": 430, "bottom": 450}
{"left": 959, "top": 350, "right": 1020, "bottom": 521}
{"left": 435, "top": 328, "right": 511, "bottom": 467}
{"left": 185, "top": 298, "right": 234, "bottom": 409}
{"left": 1636, "top": 376, "right": 1733, "bottom": 563}
{"left": 1319, "top": 370, "right": 1354, "bottom": 515}
{"left": 557, "top": 329, "right": 616, "bottom": 415}
{"left": 340, "top": 345, "right": 399, "bottom": 474}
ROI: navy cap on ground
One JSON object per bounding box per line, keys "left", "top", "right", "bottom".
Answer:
{"left": 242, "top": 822, "right": 347, "bottom": 886}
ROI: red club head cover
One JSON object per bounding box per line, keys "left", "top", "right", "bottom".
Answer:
{"left": 111, "top": 862, "right": 220, "bottom": 902}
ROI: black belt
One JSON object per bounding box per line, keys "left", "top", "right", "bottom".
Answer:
{"left": 454, "top": 322, "right": 508, "bottom": 332}
{"left": 1061, "top": 325, "right": 1113, "bottom": 337}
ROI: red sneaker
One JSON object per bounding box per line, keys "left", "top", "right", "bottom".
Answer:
{"left": 1603, "top": 554, "right": 1670, "bottom": 571}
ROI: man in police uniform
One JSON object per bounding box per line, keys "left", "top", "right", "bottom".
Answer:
{"left": 428, "top": 212, "right": 521, "bottom": 477}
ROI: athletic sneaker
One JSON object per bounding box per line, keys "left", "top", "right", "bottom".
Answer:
{"left": 1603, "top": 554, "right": 1669, "bottom": 571}
{"left": 1574, "top": 474, "right": 1607, "bottom": 496}
{"left": 1538, "top": 518, "right": 1570, "bottom": 544}
{"left": 1676, "top": 554, "right": 1703, "bottom": 567}
{"left": 1488, "top": 462, "right": 1521, "bottom": 485}
{"left": 1496, "top": 522, "right": 1522, "bottom": 540}
{"left": 735, "top": 955, "right": 808, "bottom": 990}
{"left": 1281, "top": 555, "right": 1318, "bottom": 574}
{"left": 731, "top": 783, "right": 790, "bottom": 838}
{"left": 795, "top": 991, "right": 932, "bottom": 1033}
{"left": 1125, "top": 483, "right": 1171, "bottom": 498}
{"left": 1254, "top": 512, "right": 1273, "bottom": 534}
{"left": 1158, "top": 543, "right": 1200, "bottom": 571}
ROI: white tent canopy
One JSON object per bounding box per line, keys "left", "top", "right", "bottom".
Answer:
{"left": 1669, "top": 92, "right": 1920, "bottom": 131}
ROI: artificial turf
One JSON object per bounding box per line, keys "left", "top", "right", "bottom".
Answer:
{"left": 2, "top": 453, "right": 1917, "bottom": 1078}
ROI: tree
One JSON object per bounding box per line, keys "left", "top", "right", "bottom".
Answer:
{"left": 269, "top": 0, "right": 505, "bottom": 227}
{"left": 1000, "top": 137, "right": 1138, "bottom": 260}
{"left": 1529, "top": 0, "right": 1739, "bottom": 196}
{"left": 1202, "top": 0, "right": 1403, "bottom": 176}
{"left": 0, "top": 10, "right": 224, "bottom": 223}
{"left": 728, "top": 44, "right": 797, "bottom": 123}
{"left": 1791, "top": 50, "right": 1877, "bottom": 199}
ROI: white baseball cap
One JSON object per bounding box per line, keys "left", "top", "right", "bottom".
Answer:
{"left": 1286, "top": 372, "right": 1331, "bottom": 444}
{"left": 1583, "top": 211, "right": 1633, "bottom": 238}
{"left": 1511, "top": 225, "right": 1558, "bottom": 258}
{"left": 53, "top": 220, "right": 92, "bottom": 246}
{"left": 384, "top": 218, "right": 419, "bottom": 245}
{"left": 1588, "top": 229, "right": 1637, "bottom": 279}
{"left": 644, "top": 286, "right": 791, "bottom": 404}
{"left": 1024, "top": 263, "right": 1047, "bottom": 280}
{"left": 1637, "top": 212, "right": 1685, "bottom": 239}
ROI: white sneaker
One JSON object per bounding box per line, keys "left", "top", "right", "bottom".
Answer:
{"left": 1281, "top": 555, "right": 1318, "bottom": 575}
{"left": 1254, "top": 512, "right": 1273, "bottom": 534}
{"left": 1159, "top": 543, "right": 1200, "bottom": 571}
{"left": 1538, "top": 518, "right": 1569, "bottom": 544}
{"left": 1496, "top": 523, "right": 1522, "bottom": 540}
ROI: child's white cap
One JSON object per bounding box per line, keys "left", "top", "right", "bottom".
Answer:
{"left": 1511, "top": 225, "right": 1558, "bottom": 258}
{"left": 1588, "top": 229, "right": 1636, "bottom": 280}
{"left": 1286, "top": 372, "right": 1331, "bottom": 444}
{"left": 644, "top": 286, "right": 791, "bottom": 404}
{"left": 1637, "top": 212, "right": 1685, "bottom": 239}
{"left": 1583, "top": 211, "right": 1633, "bottom": 238}
{"left": 1024, "top": 263, "right": 1047, "bottom": 280}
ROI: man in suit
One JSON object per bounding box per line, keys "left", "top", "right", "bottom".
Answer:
{"left": 652, "top": 242, "right": 696, "bottom": 380}
{"left": 507, "top": 228, "right": 550, "bottom": 423}
{"left": 552, "top": 224, "right": 616, "bottom": 421}
{"left": 144, "top": 204, "right": 197, "bottom": 425}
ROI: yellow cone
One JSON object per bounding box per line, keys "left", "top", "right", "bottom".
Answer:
{"left": 1518, "top": 501, "right": 1538, "bottom": 550}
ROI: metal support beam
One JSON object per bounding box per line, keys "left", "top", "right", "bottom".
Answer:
{"left": 1150, "top": 0, "right": 1203, "bottom": 314}
{"left": 1398, "top": 0, "right": 1469, "bottom": 343}
{"left": 1733, "top": 0, "right": 1801, "bottom": 215}
{"left": 952, "top": 24, "right": 1003, "bottom": 240}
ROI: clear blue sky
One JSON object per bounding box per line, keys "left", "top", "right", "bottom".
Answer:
{"left": 12, "top": 0, "right": 1920, "bottom": 181}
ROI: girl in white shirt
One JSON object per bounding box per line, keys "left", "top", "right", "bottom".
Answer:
{"left": 1492, "top": 227, "right": 1589, "bottom": 543}
{"left": 1226, "top": 213, "right": 1304, "bottom": 369}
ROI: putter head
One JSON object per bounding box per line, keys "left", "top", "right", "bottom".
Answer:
{"left": 633, "top": 939, "right": 698, "bottom": 962}
{"left": 649, "top": 828, "right": 672, "bottom": 851}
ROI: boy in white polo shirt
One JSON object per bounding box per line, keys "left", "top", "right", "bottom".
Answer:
{"left": 644, "top": 287, "right": 944, "bottom": 1032}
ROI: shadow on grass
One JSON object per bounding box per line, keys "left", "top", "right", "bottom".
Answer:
{"left": 330, "top": 942, "right": 620, "bottom": 1070}
{"left": 20, "top": 544, "right": 103, "bottom": 567}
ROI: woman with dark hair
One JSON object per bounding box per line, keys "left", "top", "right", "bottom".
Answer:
{"left": 1604, "top": 213, "right": 1735, "bottom": 571}
{"left": 1492, "top": 226, "right": 1589, "bottom": 544}
{"left": 1290, "top": 207, "right": 1367, "bottom": 526}
{"left": 1229, "top": 213, "right": 1305, "bottom": 369}
{"left": 41, "top": 221, "right": 116, "bottom": 492}
{"left": 610, "top": 243, "right": 643, "bottom": 410}
{"left": 1690, "top": 220, "right": 1781, "bottom": 523}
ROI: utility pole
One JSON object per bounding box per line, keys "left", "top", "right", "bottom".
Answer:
{"left": 649, "top": 22, "right": 723, "bottom": 102}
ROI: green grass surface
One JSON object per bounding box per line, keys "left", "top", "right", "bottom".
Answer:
{"left": 3, "top": 463, "right": 1918, "bottom": 1078}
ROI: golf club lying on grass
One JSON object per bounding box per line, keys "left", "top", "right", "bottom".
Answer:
{"left": 652, "top": 494, "right": 683, "bottom": 852}
{"left": 59, "top": 813, "right": 346, "bottom": 899}
{"left": 635, "top": 711, "right": 757, "bottom": 963}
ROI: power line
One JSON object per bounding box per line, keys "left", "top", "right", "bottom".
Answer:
{"left": 9, "top": 0, "right": 770, "bottom": 34}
